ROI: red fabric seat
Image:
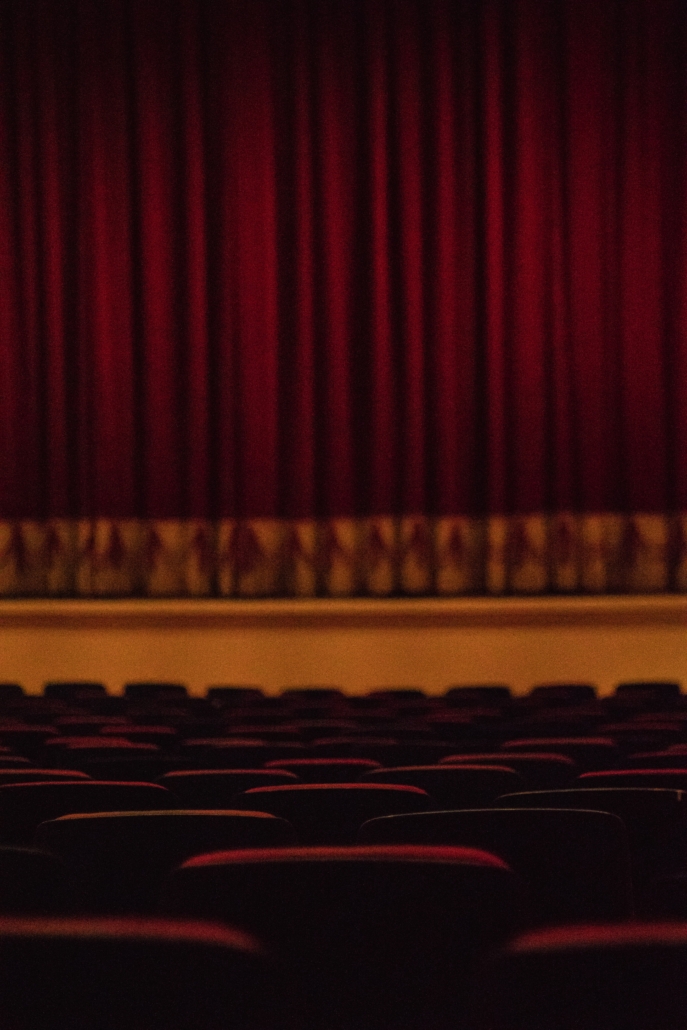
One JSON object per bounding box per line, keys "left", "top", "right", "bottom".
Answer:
{"left": 264, "top": 758, "right": 381, "bottom": 782}
{"left": 0, "top": 848, "right": 72, "bottom": 915}
{"left": 0, "top": 916, "right": 286, "bottom": 1030}
{"left": 0, "top": 781, "right": 173, "bottom": 845}
{"left": 479, "top": 922, "right": 687, "bottom": 1030}
{"left": 159, "top": 769, "right": 299, "bottom": 805}
{"left": 440, "top": 752, "right": 577, "bottom": 789}
{"left": 232, "top": 782, "right": 433, "bottom": 843}
{"left": 500, "top": 737, "right": 620, "bottom": 771}
{"left": 0, "top": 769, "right": 91, "bottom": 785}
{"left": 360, "top": 764, "right": 525, "bottom": 807}
{"left": 180, "top": 739, "right": 306, "bottom": 766}
{"left": 35, "top": 809, "right": 297, "bottom": 913}
{"left": 580, "top": 769, "right": 687, "bottom": 791}
{"left": 496, "top": 787, "right": 687, "bottom": 915}
{"left": 163, "top": 844, "right": 527, "bottom": 1030}
{"left": 358, "top": 806, "right": 634, "bottom": 924}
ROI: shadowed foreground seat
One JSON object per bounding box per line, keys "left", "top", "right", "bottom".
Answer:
{"left": 358, "top": 807, "right": 633, "bottom": 924}
{"left": 579, "top": 769, "right": 687, "bottom": 791}
{"left": 309, "top": 737, "right": 458, "bottom": 765}
{"left": 0, "top": 770, "right": 91, "bottom": 786}
{"left": 499, "top": 738, "right": 620, "bottom": 771}
{"left": 0, "top": 848, "right": 72, "bottom": 914}
{"left": 496, "top": 788, "right": 687, "bottom": 914}
{"left": 232, "top": 783, "right": 433, "bottom": 844}
{"left": 162, "top": 844, "right": 528, "bottom": 1030}
{"left": 65, "top": 756, "right": 197, "bottom": 780}
{"left": 158, "top": 769, "right": 299, "bottom": 805}
{"left": 35, "top": 810, "right": 297, "bottom": 913}
{"left": 625, "top": 751, "right": 687, "bottom": 770}
{"left": 477, "top": 922, "right": 687, "bottom": 1030}
{"left": 180, "top": 739, "right": 306, "bottom": 766}
{"left": 0, "top": 781, "right": 173, "bottom": 844}
{"left": 0, "top": 916, "right": 286, "bottom": 1030}
{"left": 264, "top": 758, "right": 382, "bottom": 782}
{"left": 360, "top": 765, "right": 525, "bottom": 808}
{"left": 439, "top": 752, "right": 577, "bottom": 790}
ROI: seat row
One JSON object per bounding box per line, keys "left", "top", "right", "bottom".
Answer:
{"left": 0, "top": 775, "right": 684, "bottom": 921}
{"left": 0, "top": 905, "right": 687, "bottom": 1029}
{"left": 0, "top": 679, "right": 681, "bottom": 1029}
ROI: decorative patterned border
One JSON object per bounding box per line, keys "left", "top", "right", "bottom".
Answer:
{"left": 0, "top": 514, "right": 685, "bottom": 597}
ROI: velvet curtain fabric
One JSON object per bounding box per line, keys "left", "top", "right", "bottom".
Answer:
{"left": 0, "top": 0, "right": 685, "bottom": 596}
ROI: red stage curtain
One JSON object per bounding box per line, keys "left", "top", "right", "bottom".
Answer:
{"left": 0, "top": 0, "right": 685, "bottom": 595}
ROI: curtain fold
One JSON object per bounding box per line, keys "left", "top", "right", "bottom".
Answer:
{"left": 0, "top": 0, "right": 685, "bottom": 596}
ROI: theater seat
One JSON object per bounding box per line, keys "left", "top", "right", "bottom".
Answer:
{"left": 358, "top": 807, "right": 633, "bottom": 924}
{"left": 159, "top": 769, "right": 300, "bottom": 805}
{"left": 527, "top": 684, "right": 598, "bottom": 705}
{"left": 35, "top": 809, "right": 297, "bottom": 913}
{"left": 265, "top": 758, "right": 382, "bottom": 781}
{"left": 0, "top": 781, "right": 174, "bottom": 844}
{"left": 478, "top": 922, "right": 687, "bottom": 1030}
{"left": 444, "top": 686, "right": 512, "bottom": 705}
{"left": 500, "top": 738, "right": 620, "bottom": 771}
{"left": 180, "top": 739, "right": 306, "bottom": 766}
{"left": 231, "top": 783, "right": 434, "bottom": 844}
{"left": 496, "top": 787, "right": 687, "bottom": 915}
{"left": 0, "top": 916, "right": 287, "bottom": 1030}
{"left": 0, "top": 848, "right": 72, "bottom": 914}
{"left": 43, "top": 682, "right": 107, "bottom": 701}
{"left": 0, "top": 769, "right": 91, "bottom": 786}
{"left": 360, "top": 765, "right": 525, "bottom": 808}
{"left": 309, "top": 737, "right": 458, "bottom": 764}
{"left": 579, "top": 769, "right": 687, "bottom": 791}
{"left": 439, "top": 752, "right": 577, "bottom": 790}
{"left": 162, "top": 844, "right": 528, "bottom": 1030}
{"left": 124, "top": 682, "right": 189, "bottom": 702}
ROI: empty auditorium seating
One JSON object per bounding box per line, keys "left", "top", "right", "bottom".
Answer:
{"left": 440, "top": 752, "right": 578, "bottom": 789}
{"left": 527, "top": 684, "right": 598, "bottom": 705}
{"left": 500, "top": 737, "right": 621, "bottom": 770}
{"left": 478, "top": 922, "right": 687, "bottom": 1030}
{"left": 264, "top": 757, "right": 382, "bottom": 781}
{"left": 360, "top": 764, "right": 526, "bottom": 807}
{"left": 35, "top": 810, "right": 298, "bottom": 912}
{"left": 0, "top": 781, "right": 174, "bottom": 844}
{"left": 0, "top": 848, "right": 73, "bottom": 914}
{"left": 43, "top": 682, "right": 107, "bottom": 701}
{"left": 496, "top": 787, "right": 687, "bottom": 914}
{"left": 0, "top": 916, "right": 287, "bottom": 1030}
{"left": 124, "top": 682, "right": 189, "bottom": 702}
{"left": 0, "top": 676, "right": 681, "bottom": 1027}
{"left": 158, "top": 769, "right": 300, "bottom": 805}
{"left": 231, "top": 783, "right": 434, "bottom": 844}
{"left": 357, "top": 807, "right": 634, "bottom": 924}
{"left": 180, "top": 739, "right": 307, "bottom": 765}
{"left": 162, "top": 844, "right": 528, "bottom": 1030}
{"left": 0, "top": 684, "right": 25, "bottom": 700}
{"left": 580, "top": 769, "right": 687, "bottom": 791}
{"left": 444, "top": 686, "right": 512, "bottom": 705}
{"left": 0, "top": 769, "right": 91, "bottom": 785}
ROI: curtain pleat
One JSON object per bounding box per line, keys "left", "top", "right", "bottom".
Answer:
{"left": 0, "top": 0, "right": 684, "bottom": 596}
